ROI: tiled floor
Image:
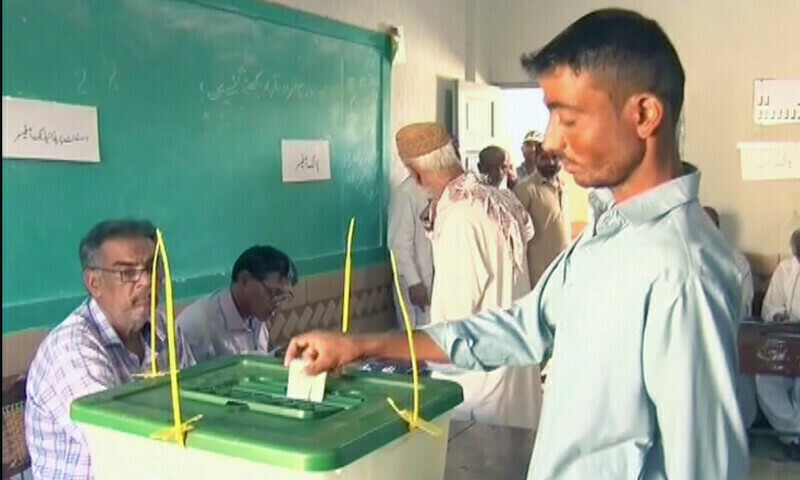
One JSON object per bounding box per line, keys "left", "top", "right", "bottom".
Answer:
{"left": 749, "top": 434, "right": 800, "bottom": 479}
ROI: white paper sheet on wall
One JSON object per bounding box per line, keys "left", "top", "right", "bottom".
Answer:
{"left": 2, "top": 97, "right": 100, "bottom": 163}
{"left": 281, "top": 139, "right": 331, "bottom": 183}
{"left": 753, "top": 79, "right": 800, "bottom": 125}
{"left": 738, "top": 141, "right": 800, "bottom": 181}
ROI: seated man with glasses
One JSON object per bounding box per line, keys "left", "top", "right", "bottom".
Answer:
{"left": 178, "top": 245, "right": 298, "bottom": 363}
{"left": 25, "top": 219, "right": 196, "bottom": 480}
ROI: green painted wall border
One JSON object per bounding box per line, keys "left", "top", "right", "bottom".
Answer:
{"left": 184, "top": 0, "right": 391, "bottom": 57}
{"left": 2, "top": 247, "right": 388, "bottom": 334}
{"left": 2, "top": 1, "right": 393, "bottom": 335}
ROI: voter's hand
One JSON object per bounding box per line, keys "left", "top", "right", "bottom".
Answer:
{"left": 408, "top": 283, "right": 430, "bottom": 311}
{"left": 284, "top": 330, "right": 361, "bottom": 375}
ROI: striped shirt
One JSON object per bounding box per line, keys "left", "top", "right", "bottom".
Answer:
{"left": 25, "top": 298, "right": 195, "bottom": 480}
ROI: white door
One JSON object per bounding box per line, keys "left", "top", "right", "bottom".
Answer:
{"left": 454, "top": 80, "right": 506, "bottom": 174}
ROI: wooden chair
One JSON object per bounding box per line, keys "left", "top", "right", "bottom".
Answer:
{"left": 2, "top": 374, "right": 30, "bottom": 479}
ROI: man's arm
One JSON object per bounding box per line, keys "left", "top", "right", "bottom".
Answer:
{"left": 286, "top": 269, "right": 555, "bottom": 376}
{"left": 284, "top": 330, "right": 449, "bottom": 374}
{"left": 642, "top": 274, "right": 748, "bottom": 480}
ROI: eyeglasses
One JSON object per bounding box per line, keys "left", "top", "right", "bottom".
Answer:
{"left": 260, "top": 281, "right": 294, "bottom": 305}
{"left": 89, "top": 266, "right": 163, "bottom": 284}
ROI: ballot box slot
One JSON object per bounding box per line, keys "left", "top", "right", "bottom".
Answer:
{"left": 180, "top": 376, "right": 363, "bottom": 420}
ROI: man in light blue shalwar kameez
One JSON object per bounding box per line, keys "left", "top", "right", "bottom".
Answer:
{"left": 284, "top": 9, "right": 749, "bottom": 480}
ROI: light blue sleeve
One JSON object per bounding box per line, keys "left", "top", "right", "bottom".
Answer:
{"left": 641, "top": 273, "right": 749, "bottom": 480}
{"left": 421, "top": 274, "right": 556, "bottom": 371}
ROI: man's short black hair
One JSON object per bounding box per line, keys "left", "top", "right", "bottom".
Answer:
{"left": 521, "top": 8, "right": 685, "bottom": 126}
{"left": 478, "top": 145, "right": 506, "bottom": 172}
{"left": 232, "top": 245, "right": 298, "bottom": 285}
{"left": 79, "top": 219, "right": 157, "bottom": 269}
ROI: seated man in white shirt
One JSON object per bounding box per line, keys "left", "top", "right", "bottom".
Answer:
{"left": 755, "top": 228, "right": 800, "bottom": 460}
{"left": 179, "top": 245, "right": 297, "bottom": 363}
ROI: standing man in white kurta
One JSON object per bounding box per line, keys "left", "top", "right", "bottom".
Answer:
{"left": 394, "top": 122, "right": 542, "bottom": 429}
{"left": 388, "top": 176, "right": 434, "bottom": 327}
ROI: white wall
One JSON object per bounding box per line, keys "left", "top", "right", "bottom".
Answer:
{"left": 266, "top": 0, "right": 483, "bottom": 186}
{"left": 481, "top": 0, "right": 800, "bottom": 254}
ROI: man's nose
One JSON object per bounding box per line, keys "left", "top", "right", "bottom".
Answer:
{"left": 543, "top": 115, "right": 565, "bottom": 152}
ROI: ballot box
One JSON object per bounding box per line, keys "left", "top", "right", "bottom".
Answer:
{"left": 70, "top": 355, "right": 462, "bottom": 480}
{"left": 738, "top": 321, "right": 800, "bottom": 376}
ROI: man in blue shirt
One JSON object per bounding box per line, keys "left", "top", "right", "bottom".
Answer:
{"left": 284, "top": 9, "right": 749, "bottom": 479}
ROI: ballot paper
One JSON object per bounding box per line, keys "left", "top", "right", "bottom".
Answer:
{"left": 286, "top": 359, "right": 327, "bottom": 403}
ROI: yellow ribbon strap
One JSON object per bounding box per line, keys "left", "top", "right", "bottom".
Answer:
{"left": 147, "top": 228, "right": 200, "bottom": 447}
{"left": 386, "top": 250, "right": 441, "bottom": 437}
{"left": 386, "top": 398, "right": 443, "bottom": 437}
{"left": 149, "top": 235, "right": 161, "bottom": 376}
{"left": 150, "top": 414, "right": 204, "bottom": 443}
{"left": 342, "top": 217, "right": 355, "bottom": 333}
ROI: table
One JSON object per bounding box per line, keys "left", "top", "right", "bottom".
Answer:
{"left": 445, "top": 420, "right": 536, "bottom": 480}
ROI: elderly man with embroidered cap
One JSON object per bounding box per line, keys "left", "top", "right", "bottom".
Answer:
{"left": 284, "top": 9, "right": 749, "bottom": 479}
{"left": 25, "top": 219, "right": 196, "bottom": 480}
{"left": 389, "top": 122, "right": 542, "bottom": 428}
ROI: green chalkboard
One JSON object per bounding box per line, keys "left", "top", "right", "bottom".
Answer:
{"left": 1, "top": 0, "right": 392, "bottom": 334}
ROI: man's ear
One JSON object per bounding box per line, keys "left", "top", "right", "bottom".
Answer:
{"left": 84, "top": 269, "right": 101, "bottom": 298}
{"left": 631, "top": 93, "right": 665, "bottom": 139}
{"left": 237, "top": 270, "right": 253, "bottom": 286}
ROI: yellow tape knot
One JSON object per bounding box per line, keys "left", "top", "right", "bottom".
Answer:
{"left": 151, "top": 414, "right": 204, "bottom": 447}
{"left": 386, "top": 398, "right": 442, "bottom": 437}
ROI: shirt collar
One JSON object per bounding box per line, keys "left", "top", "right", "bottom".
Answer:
{"left": 589, "top": 162, "right": 700, "bottom": 227}
{"left": 219, "top": 289, "right": 255, "bottom": 332}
